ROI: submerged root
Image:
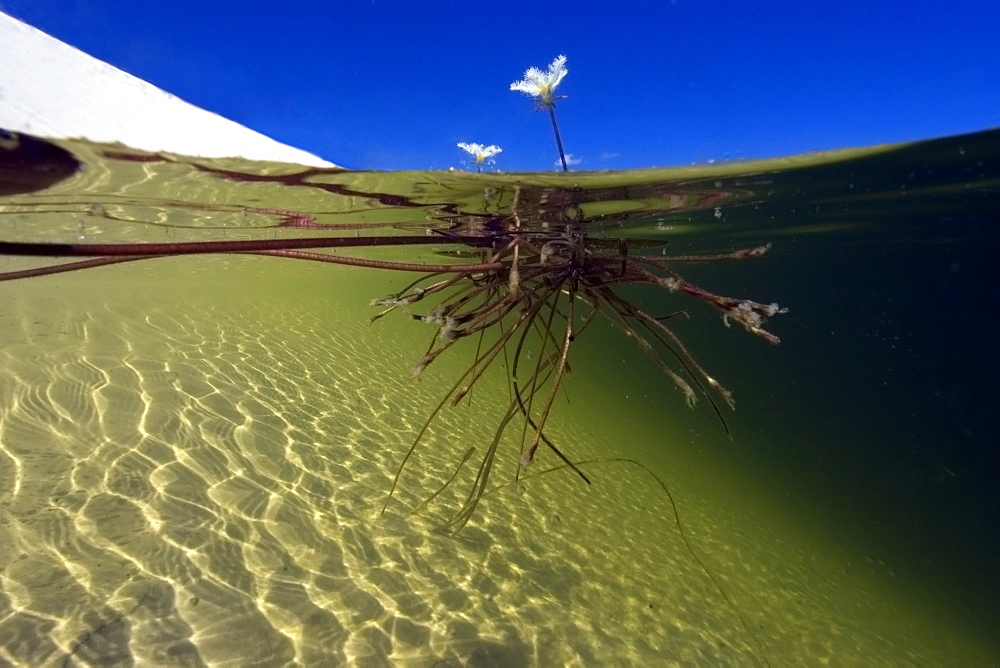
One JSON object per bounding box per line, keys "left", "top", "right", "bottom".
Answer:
{"left": 375, "top": 230, "right": 786, "bottom": 529}
{"left": 0, "top": 229, "right": 784, "bottom": 537}
{"left": 1, "top": 204, "right": 779, "bottom": 665}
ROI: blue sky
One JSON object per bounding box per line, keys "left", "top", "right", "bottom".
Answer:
{"left": 4, "top": 0, "right": 998, "bottom": 171}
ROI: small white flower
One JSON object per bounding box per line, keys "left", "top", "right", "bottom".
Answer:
{"left": 510, "top": 55, "right": 568, "bottom": 107}
{"left": 457, "top": 142, "right": 503, "bottom": 165}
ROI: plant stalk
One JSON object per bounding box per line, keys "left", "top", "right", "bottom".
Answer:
{"left": 548, "top": 106, "right": 569, "bottom": 172}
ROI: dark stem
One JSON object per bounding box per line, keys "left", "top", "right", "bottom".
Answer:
{"left": 548, "top": 106, "right": 569, "bottom": 172}
{"left": 0, "top": 235, "right": 495, "bottom": 257}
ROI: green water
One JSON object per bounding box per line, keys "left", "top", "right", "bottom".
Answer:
{"left": 0, "top": 130, "right": 997, "bottom": 665}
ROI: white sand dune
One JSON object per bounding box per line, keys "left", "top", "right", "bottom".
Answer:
{"left": 0, "top": 11, "right": 335, "bottom": 167}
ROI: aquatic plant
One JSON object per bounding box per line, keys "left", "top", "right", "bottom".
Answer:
{"left": 457, "top": 142, "right": 503, "bottom": 172}
{"left": 510, "top": 55, "right": 571, "bottom": 171}
{"left": 369, "top": 217, "right": 785, "bottom": 532}
{"left": 0, "top": 127, "right": 786, "bottom": 538}
{"left": 0, "top": 210, "right": 785, "bottom": 529}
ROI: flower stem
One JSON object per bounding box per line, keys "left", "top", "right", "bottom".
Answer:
{"left": 547, "top": 106, "right": 569, "bottom": 172}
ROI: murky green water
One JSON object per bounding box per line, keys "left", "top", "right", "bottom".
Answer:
{"left": 1, "top": 130, "right": 997, "bottom": 665}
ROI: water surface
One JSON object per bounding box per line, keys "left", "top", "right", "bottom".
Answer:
{"left": 1, "top": 130, "right": 997, "bottom": 665}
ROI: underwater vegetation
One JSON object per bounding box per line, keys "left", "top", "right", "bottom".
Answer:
{"left": 0, "top": 194, "right": 786, "bottom": 531}
{"left": 371, "top": 210, "right": 785, "bottom": 532}
{"left": 0, "top": 171, "right": 783, "bottom": 663}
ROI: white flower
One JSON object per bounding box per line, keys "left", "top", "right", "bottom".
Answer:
{"left": 457, "top": 142, "right": 503, "bottom": 165}
{"left": 510, "top": 55, "right": 568, "bottom": 107}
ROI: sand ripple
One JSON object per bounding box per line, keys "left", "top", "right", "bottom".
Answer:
{"left": 0, "top": 265, "right": 990, "bottom": 666}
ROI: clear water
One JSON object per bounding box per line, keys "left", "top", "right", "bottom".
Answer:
{"left": 0, "top": 129, "right": 997, "bottom": 665}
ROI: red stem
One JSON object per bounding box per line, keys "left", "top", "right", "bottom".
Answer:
{"left": 0, "top": 234, "right": 494, "bottom": 257}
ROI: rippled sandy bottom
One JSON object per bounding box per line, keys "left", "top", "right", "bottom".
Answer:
{"left": 0, "top": 259, "right": 991, "bottom": 666}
